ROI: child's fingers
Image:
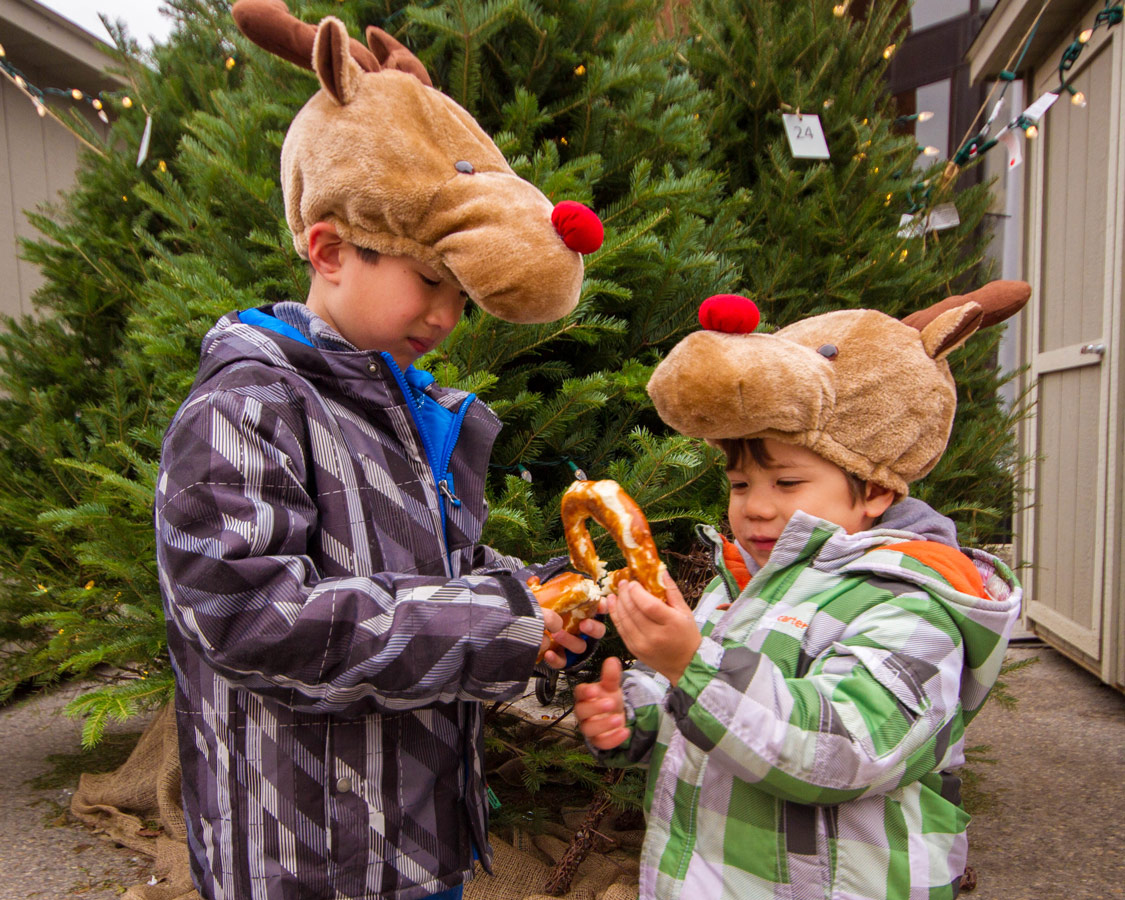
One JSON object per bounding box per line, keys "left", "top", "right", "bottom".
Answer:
{"left": 661, "top": 571, "right": 688, "bottom": 610}
{"left": 541, "top": 607, "right": 564, "bottom": 633}
{"left": 575, "top": 703, "right": 626, "bottom": 741}
{"left": 550, "top": 629, "right": 587, "bottom": 655}
{"left": 588, "top": 726, "right": 630, "bottom": 751}
{"left": 600, "top": 656, "right": 623, "bottom": 692}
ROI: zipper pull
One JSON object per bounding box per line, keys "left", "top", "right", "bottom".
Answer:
{"left": 439, "top": 478, "right": 461, "bottom": 508}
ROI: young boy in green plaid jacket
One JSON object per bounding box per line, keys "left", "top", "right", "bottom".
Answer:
{"left": 575, "top": 285, "right": 1030, "bottom": 900}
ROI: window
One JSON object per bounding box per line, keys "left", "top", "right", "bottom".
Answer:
{"left": 910, "top": 0, "right": 970, "bottom": 31}
{"left": 913, "top": 79, "right": 952, "bottom": 168}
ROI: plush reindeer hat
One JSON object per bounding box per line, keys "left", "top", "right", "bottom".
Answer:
{"left": 647, "top": 281, "right": 1031, "bottom": 496}
{"left": 231, "top": 0, "right": 603, "bottom": 324}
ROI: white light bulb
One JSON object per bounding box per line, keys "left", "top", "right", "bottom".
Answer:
{"left": 1079, "top": 28, "right": 1094, "bottom": 43}
{"left": 1026, "top": 124, "right": 1039, "bottom": 139}
{"left": 917, "top": 111, "right": 935, "bottom": 122}
{"left": 1071, "top": 90, "right": 1087, "bottom": 107}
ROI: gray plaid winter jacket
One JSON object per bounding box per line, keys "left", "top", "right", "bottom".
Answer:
{"left": 156, "top": 305, "right": 556, "bottom": 900}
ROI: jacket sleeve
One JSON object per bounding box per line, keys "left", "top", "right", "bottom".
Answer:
{"left": 156, "top": 387, "right": 546, "bottom": 714}
{"left": 471, "top": 547, "right": 603, "bottom": 669}
{"left": 665, "top": 588, "right": 966, "bottom": 805}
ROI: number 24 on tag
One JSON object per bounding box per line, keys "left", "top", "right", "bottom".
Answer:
{"left": 782, "top": 113, "right": 830, "bottom": 160}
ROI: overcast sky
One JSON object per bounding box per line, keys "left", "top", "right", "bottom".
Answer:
{"left": 38, "top": 0, "right": 176, "bottom": 47}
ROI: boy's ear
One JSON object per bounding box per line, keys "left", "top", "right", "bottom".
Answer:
{"left": 307, "top": 221, "right": 346, "bottom": 280}
{"left": 863, "top": 481, "right": 896, "bottom": 521}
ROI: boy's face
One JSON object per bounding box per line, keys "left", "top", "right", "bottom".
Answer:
{"left": 726, "top": 438, "right": 894, "bottom": 567}
{"left": 306, "top": 223, "right": 467, "bottom": 369}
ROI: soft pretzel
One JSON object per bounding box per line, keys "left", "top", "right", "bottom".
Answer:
{"left": 561, "top": 480, "right": 667, "bottom": 599}
{"left": 531, "top": 480, "right": 666, "bottom": 662}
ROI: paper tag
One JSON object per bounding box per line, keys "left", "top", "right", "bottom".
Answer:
{"left": 898, "top": 213, "right": 925, "bottom": 239}
{"left": 998, "top": 128, "right": 1023, "bottom": 170}
{"left": 928, "top": 203, "right": 960, "bottom": 230}
{"left": 782, "top": 113, "right": 830, "bottom": 159}
{"left": 897, "top": 203, "right": 960, "bottom": 238}
{"left": 1023, "top": 91, "right": 1059, "bottom": 121}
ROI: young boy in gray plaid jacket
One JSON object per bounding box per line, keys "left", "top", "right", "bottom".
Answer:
{"left": 575, "top": 285, "right": 1030, "bottom": 900}
{"left": 155, "top": 4, "right": 607, "bottom": 900}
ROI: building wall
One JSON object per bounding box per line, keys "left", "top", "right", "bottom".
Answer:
{"left": 0, "top": 75, "right": 83, "bottom": 319}
{"left": 0, "top": 0, "right": 119, "bottom": 322}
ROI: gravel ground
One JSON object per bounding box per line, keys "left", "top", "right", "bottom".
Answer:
{"left": 959, "top": 643, "right": 1125, "bottom": 899}
{"left": 1, "top": 644, "right": 1122, "bottom": 899}
{"left": 0, "top": 683, "right": 155, "bottom": 899}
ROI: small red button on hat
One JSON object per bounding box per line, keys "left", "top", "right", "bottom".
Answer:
{"left": 698, "top": 294, "right": 760, "bottom": 334}
{"left": 551, "top": 201, "right": 604, "bottom": 254}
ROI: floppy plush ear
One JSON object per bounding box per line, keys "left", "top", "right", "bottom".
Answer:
{"left": 366, "top": 26, "right": 433, "bottom": 87}
{"left": 920, "top": 302, "right": 984, "bottom": 360}
{"left": 314, "top": 17, "right": 364, "bottom": 105}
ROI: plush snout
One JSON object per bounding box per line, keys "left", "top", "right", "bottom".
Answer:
{"left": 647, "top": 330, "right": 837, "bottom": 440}
{"left": 423, "top": 172, "right": 586, "bottom": 324}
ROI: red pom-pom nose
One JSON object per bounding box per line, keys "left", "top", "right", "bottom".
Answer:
{"left": 698, "top": 294, "right": 760, "bottom": 334}
{"left": 551, "top": 201, "right": 604, "bottom": 254}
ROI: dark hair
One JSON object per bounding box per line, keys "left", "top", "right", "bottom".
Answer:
{"left": 717, "top": 437, "right": 867, "bottom": 504}
{"left": 352, "top": 243, "right": 380, "bottom": 266}
{"left": 306, "top": 241, "right": 379, "bottom": 277}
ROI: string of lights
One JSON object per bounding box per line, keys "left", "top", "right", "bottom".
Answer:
{"left": 490, "top": 457, "right": 589, "bottom": 483}
{"left": 896, "top": 0, "right": 1122, "bottom": 215}
{"left": 0, "top": 40, "right": 138, "bottom": 156}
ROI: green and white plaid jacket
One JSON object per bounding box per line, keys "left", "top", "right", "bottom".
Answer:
{"left": 596, "top": 511, "right": 1021, "bottom": 900}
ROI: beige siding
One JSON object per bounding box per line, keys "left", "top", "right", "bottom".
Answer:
{"left": 1022, "top": 4, "right": 1124, "bottom": 687}
{"left": 0, "top": 77, "right": 84, "bottom": 320}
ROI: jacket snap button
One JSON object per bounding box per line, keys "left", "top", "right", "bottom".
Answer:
{"left": 367, "top": 362, "right": 378, "bottom": 373}
{"left": 336, "top": 777, "right": 352, "bottom": 793}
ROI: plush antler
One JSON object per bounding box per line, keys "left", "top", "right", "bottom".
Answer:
{"left": 365, "top": 26, "right": 433, "bottom": 87}
{"left": 231, "top": 0, "right": 431, "bottom": 86}
{"left": 902, "top": 280, "right": 1031, "bottom": 332}
{"left": 902, "top": 280, "right": 1031, "bottom": 360}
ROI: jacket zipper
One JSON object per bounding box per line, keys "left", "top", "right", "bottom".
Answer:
{"left": 379, "top": 353, "right": 476, "bottom": 572}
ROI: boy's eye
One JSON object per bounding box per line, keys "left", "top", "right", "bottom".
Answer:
{"left": 776, "top": 479, "right": 802, "bottom": 488}
{"left": 420, "top": 274, "right": 441, "bottom": 287}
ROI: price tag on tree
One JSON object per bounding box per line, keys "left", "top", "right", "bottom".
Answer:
{"left": 782, "top": 113, "right": 830, "bottom": 159}
{"left": 897, "top": 203, "right": 961, "bottom": 238}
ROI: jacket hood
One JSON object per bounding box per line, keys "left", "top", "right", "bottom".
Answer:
{"left": 192, "top": 307, "right": 484, "bottom": 421}
{"left": 195, "top": 309, "right": 396, "bottom": 395}
{"left": 877, "top": 496, "right": 960, "bottom": 547}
